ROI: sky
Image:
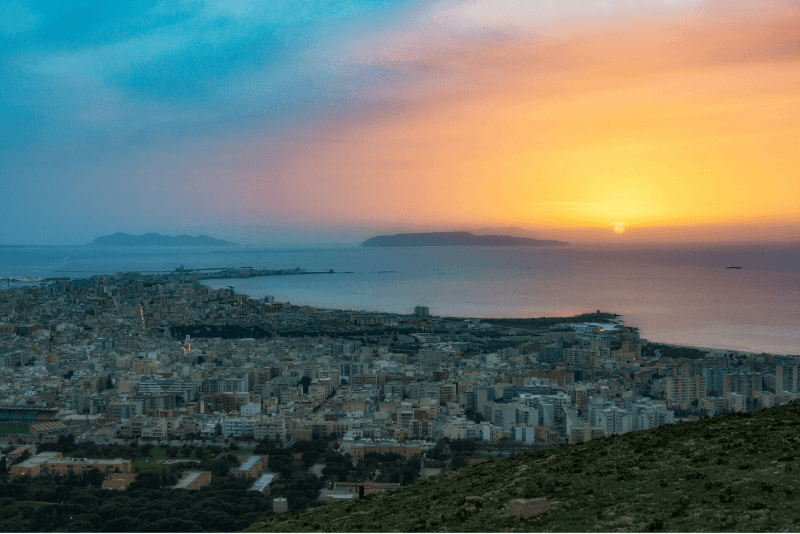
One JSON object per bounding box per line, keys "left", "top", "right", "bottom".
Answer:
{"left": 2, "top": 0, "right": 798, "bottom": 245}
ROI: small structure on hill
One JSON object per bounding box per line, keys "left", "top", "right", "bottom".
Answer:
{"left": 273, "top": 498, "right": 288, "bottom": 514}
{"left": 509, "top": 498, "right": 549, "bottom": 518}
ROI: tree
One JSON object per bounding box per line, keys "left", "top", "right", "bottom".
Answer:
{"left": 451, "top": 455, "right": 468, "bottom": 469}
{"left": 166, "top": 446, "right": 179, "bottom": 459}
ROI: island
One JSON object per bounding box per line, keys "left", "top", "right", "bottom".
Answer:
{"left": 362, "top": 231, "right": 568, "bottom": 247}
{"left": 90, "top": 232, "right": 238, "bottom": 246}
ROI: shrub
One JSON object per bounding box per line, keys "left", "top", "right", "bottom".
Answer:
{"left": 646, "top": 517, "right": 665, "bottom": 531}
{"left": 760, "top": 481, "right": 776, "bottom": 493}
{"left": 719, "top": 487, "right": 735, "bottom": 503}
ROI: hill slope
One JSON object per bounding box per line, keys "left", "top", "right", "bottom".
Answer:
{"left": 247, "top": 403, "right": 800, "bottom": 532}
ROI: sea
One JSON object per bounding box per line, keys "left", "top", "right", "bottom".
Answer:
{"left": 1, "top": 243, "right": 798, "bottom": 355}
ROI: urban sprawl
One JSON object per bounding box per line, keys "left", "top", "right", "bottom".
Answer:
{"left": 0, "top": 268, "right": 797, "bottom": 503}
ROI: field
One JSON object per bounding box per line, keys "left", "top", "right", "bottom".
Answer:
{"left": 248, "top": 402, "right": 800, "bottom": 532}
{"left": 0, "top": 422, "right": 28, "bottom": 434}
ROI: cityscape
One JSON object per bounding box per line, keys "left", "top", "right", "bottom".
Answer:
{"left": 3, "top": 0, "right": 798, "bottom": 530}
{"left": 1, "top": 267, "right": 796, "bottom": 520}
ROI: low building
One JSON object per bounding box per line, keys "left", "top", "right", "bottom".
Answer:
{"left": 42, "top": 457, "right": 131, "bottom": 475}
{"left": 9, "top": 451, "right": 62, "bottom": 477}
{"left": 249, "top": 472, "right": 278, "bottom": 494}
{"left": 534, "top": 426, "right": 559, "bottom": 446}
{"left": 102, "top": 473, "right": 138, "bottom": 491}
{"left": 230, "top": 454, "right": 269, "bottom": 479}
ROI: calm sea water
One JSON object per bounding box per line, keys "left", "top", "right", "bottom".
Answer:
{"left": 1, "top": 244, "right": 798, "bottom": 355}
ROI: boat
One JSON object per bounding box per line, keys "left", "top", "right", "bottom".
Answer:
{"left": 726, "top": 266, "right": 741, "bottom": 269}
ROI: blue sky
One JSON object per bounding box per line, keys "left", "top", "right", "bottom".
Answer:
{"left": 2, "top": 0, "right": 430, "bottom": 244}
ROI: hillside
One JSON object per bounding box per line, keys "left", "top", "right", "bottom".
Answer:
{"left": 362, "top": 231, "right": 568, "bottom": 247}
{"left": 247, "top": 402, "right": 800, "bottom": 532}
{"left": 90, "top": 232, "right": 237, "bottom": 246}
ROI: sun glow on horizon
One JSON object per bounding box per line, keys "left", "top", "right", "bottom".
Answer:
{"left": 265, "top": 0, "right": 799, "bottom": 238}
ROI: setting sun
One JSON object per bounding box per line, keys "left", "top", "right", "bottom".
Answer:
{"left": 614, "top": 226, "right": 625, "bottom": 234}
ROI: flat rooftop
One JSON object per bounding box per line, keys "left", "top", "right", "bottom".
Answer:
{"left": 173, "top": 471, "right": 208, "bottom": 489}
{"left": 232, "top": 454, "right": 266, "bottom": 472}
{"left": 249, "top": 472, "right": 277, "bottom": 492}
{"left": 16, "top": 451, "right": 61, "bottom": 468}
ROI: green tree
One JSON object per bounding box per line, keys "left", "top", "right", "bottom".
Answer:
{"left": 451, "top": 455, "right": 469, "bottom": 469}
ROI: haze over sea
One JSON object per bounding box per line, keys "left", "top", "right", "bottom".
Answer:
{"left": 1, "top": 244, "right": 797, "bottom": 355}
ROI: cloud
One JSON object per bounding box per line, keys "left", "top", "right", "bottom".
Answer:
{"left": 2, "top": 0, "right": 409, "bottom": 140}
{"left": 248, "top": 0, "right": 799, "bottom": 230}
{"left": 2, "top": 0, "right": 798, "bottom": 244}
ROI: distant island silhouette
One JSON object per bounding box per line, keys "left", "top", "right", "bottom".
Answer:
{"left": 362, "top": 231, "right": 568, "bottom": 247}
{"left": 91, "top": 232, "right": 237, "bottom": 246}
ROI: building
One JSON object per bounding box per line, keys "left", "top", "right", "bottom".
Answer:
{"left": 726, "top": 392, "right": 747, "bottom": 412}
{"left": 10, "top": 453, "right": 131, "bottom": 477}
{"left": 534, "top": 426, "right": 559, "bottom": 445}
{"left": 776, "top": 363, "right": 799, "bottom": 393}
{"left": 102, "top": 473, "right": 138, "bottom": 491}
{"left": 723, "top": 372, "right": 762, "bottom": 399}
{"left": 230, "top": 455, "right": 269, "bottom": 479}
{"left": 567, "top": 423, "right": 606, "bottom": 444}
{"left": 9, "top": 451, "right": 62, "bottom": 477}
{"left": 249, "top": 472, "right": 278, "bottom": 494}
{"left": 173, "top": 471, "right": 212, "bottom": 490}
{"left": 665, "top": 376, "right": 708, "bottom": 410}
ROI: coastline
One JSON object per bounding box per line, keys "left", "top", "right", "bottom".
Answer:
{"left": 200, "top": 278, "right": 798, "bottom": 356}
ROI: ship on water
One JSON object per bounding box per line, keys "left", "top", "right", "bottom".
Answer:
{"left": 727, "top": 266, "right": 742, "bottom": 269}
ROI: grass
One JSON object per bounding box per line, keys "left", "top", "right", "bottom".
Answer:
{"left": 246, "top": 402, "right": 800, "bottom": 532}
{"left": 0, "top": 422, "right": 29, "bottom": 434}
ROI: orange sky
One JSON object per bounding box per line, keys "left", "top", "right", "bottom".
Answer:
{"left": 247, "top": 0, "right": 799, "bottom": 242}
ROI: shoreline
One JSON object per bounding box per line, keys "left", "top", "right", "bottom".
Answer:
{"left": 199, "top": 278, "right": 798, "bottom": 356}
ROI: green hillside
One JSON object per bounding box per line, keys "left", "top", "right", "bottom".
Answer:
{"left": 247, "top": 402, "right": 800, "bottom": 532}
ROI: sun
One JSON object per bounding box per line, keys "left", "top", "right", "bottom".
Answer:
{"left": 614, "top": 225, "right": 625, "bottom": 234}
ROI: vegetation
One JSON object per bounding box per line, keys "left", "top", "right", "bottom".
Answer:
{"left": 479, "top": 312, "right": 619, "bottom": 330}
{"left": 254, "top": 437, "right": 423, "bottom": 511}
{"left": 0, "top": 473, "right": 268, "bottom": 532}
{"left": 643, "top": 342, "right": 709, "bottom": 360}
{"left": 247, "top": 401, "right": 800, "bottom": 532}
{"left": 170, "top": 324, "right": 273, "bottom": 340}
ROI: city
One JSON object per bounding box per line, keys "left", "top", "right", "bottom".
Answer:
{"left": 1, "top": 269, "right": 796, "bottom": 509}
